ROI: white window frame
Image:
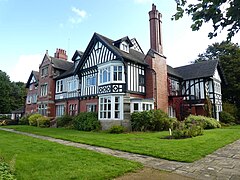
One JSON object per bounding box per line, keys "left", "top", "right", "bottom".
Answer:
{"left": 130, "top": 100, "right": 154, "bottom": 113}
{"left": 68, "top": 79, "right": 77, "bottom": 92}
{"left": 98, "top": 62, "right": 125, "bottom": 85}
{"left": 40, "top": 84, "right": 48, "bottom": 97}
{"left": 99, "top": 95, "right": 123, "bottom": 120}
{"left": 56, "top": 80, "right": 63, "bottom": 93}
{"left": 56, "top": 104, "right": 65, "bottom": 117}
{"left": 87, "top": 104, "right": 97, "bottom": 112}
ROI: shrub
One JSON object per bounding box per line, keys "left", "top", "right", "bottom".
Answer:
{"left": 37, "top": 116, "right": 50, "bottom": 128}
{"left": 0, "top": 162, "right": 16, "bottom": 180}
{"left": 223, "top": 102, "right": 238, "bottom": 119}
{"left": 19, "top": 114, "right": 31, "bottom": 125}
{"left": 28, "top": 114, "right": 42, "bottom": 126}
{"left": 172, "top": 121, "right": 203, "bottom": 139}
{"left": 108, "top": 125, "right": 125, "bottom": 134}
{"left": 219, "top": 111, "right": 235, "bottom": 124}
{"left": 56, "top": 115, "right": 73, "bottom": 128}
{"left": 131, "top": 109, "right": 177, "bottom": 132}
{"left": 185, "top": 115, "right": 221, "bottom": 129}
{"left": 73, "top": 112, "right": 101, "bottom": 131}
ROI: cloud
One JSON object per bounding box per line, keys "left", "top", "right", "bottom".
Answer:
{"left": 69, "top": 7, "right": 87, "bottom": 24}
{"left": 9, "top": 54, "right": 43, "bottom": 82}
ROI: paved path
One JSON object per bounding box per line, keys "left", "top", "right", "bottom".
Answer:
{"left": 1, "top": 127, "right": 240, "bottom": 180}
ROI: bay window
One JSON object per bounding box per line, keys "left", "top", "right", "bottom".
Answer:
{"left": 99, "top": 63, "right": 124, "bottom": 84}
{"left": 99, "top": 96, "right": 123, "bottom": 120}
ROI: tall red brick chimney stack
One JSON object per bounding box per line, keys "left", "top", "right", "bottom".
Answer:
{"left": 149, "top": 3, "right": 163, "bottom": 54}
{"left": 54, "top": 48, "right": 68, "bottom": 60}
{"left": 145, "top": 4, "right": 168, "bottom": 113}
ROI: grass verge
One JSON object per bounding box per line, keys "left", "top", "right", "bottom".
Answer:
{"left": 3, "top": 125, "right": 240, "bottom": 162}
{"left": 0, "top": 130, "right": 141, "bottom": 180}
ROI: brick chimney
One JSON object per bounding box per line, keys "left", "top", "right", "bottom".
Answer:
{"left": 149, "top": 3, "right": 163, "bottom": 54}
{"left": 54, "top": 48, "right": 68, "bottom": 60}
{"left": 145, "top": 4, "right": 168, "bottom": 113}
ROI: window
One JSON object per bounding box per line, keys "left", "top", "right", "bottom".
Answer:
{"left": 41, "top": 66, "right": 48, "bottom": 76}
{"left": 87, "top": 104, "right": 97, "bottom": 112}
{"left": 32, "top": 94, "right": 37, "bottom": 103}
{"left": 38, "top": 104, "right": 47, "bottom": 116}
{"left": 120, "top": 42, "right": 129, "bottom": 53}
{"left": 68, "top": 80, "right": 77, "bottom": 91}
{"left": 133, "top": 103, "right": 139, "bottom": 112}
{"left": 99, "top": 65, "right": 124, "bottom": 84}
{"left": 113, "top": 66, "right": 123, "bottom": 81}
{"left": 99, "top": 67, "right": 111, "bottom": 84}
{"left": 142, "top": 103, "right": 152, "bottom": 111}
{"left": 139, "top": 74, "right": 145, "bottom": 86}
{"left": 26, "top": 96, "right": 31, "bottom": 104}
{"left": 87, "top": 75, "right": 96, "bottom": 86}
{"left": 168, "top": 106, "right": 176, "bottom": 118}
{"left": 99, "top": 96, "right": 122, "bottom": 120}
{"left": 100, "top": 97, "right": 111, "bottom": 119}
{"left": 40, "top": 84, "right": 48, "bottom": 96}
{"left": 56, "top": 80, "right": 63, "bottom": 93}
{"left": 69, "top": 104, "right": 77, "bottom": 116}
{"left": 56, "top": 105, "right": 64, "bottom": 117}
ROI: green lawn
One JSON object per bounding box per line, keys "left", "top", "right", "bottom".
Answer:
{"left": 3, "top": 125, "right": 240, "bottom": 162}
{"left": 0, "top": 130, "right": 141, "bottom": 180}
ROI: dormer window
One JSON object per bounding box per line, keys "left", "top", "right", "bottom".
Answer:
{"left": 120, "top": 42, "right": 129, "bottom": 53}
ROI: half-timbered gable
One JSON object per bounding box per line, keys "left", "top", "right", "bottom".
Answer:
{"left": 25, "top": 71, "right": 39, "bottom": 114}
{"left": 167, "top": 60, "right": 226, "bottom": 120}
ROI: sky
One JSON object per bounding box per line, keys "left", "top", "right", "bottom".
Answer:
{"left": 0, "top": 0, "right": 239, "bottom": 83}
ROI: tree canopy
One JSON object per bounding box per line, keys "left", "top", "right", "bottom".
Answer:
{"left": 0, "top": 70, "right": 26, "bottom": 114}
{"left": 173, "top": 0, "right": 240, "bottom": 40}
{"left": 193, "top": 41, "right": 240, "bottom": 119}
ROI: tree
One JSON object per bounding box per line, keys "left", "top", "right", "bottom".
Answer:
{"left": 173, "top": 0, "right": 240, "bottom": 40}
{"left": 193, "top": 41, "right": 240, "bottom": 119}
{"left": 0, "top": 70, "right": 27, "bottom": 114}
{"left": 0, "top": 70, "right": 11, "bottom": 113}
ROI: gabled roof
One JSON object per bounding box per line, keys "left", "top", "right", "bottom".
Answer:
{"left": 51, "top": 57, "right": 73, "bottom": 71}
{"left": 167, "top": 60, "right": 227, "bottom": 84}
{"left": 72, "top": 50, "right": 84, "bottom": 62}
{"left": 174, "top": 60, "right": 219, "bottom": 80}
{"left": 167, "top": 65, "right": 183, "bottom": 79}
{"left": 54, "top": 65, "right": 75, "bottom": 80}
{"left": 25, "top": 70, "right": 39, "bottom": 88}
{"left": 113, "top": 36, "right": 133, "bottom": 47}
{"left": 97, "top": 33, "right": 146, "bottom": 65}
{"left": 75, "top": 33, "right": 147, "bottom": 74}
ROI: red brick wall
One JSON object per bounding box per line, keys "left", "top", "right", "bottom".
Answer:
{"left": 38, "top": 54, "right": 56, "bottom": 117}
{"left": 80, "top": 98, "right": 98, "bottom": 112}
{"left": 145, "top": 53, "right": 168, "bottom": 113}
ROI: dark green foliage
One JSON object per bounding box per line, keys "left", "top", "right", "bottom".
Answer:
{"left": 185, "top": 115, "right": 221, "bottom": 129}
{"left": 131, "top": 109, "right": 177, "bottom": 131}
{"left": 219, "top": 111, "right": 236, "bottom": 124}
{"left": 172, "top": 121, "right": 203, "bottom": 139}
{"left": 28, "top": 114, "right": 42, "bottom": 126}
{"left": 173, "top": 0, "right": 240, "bottom": 40}
{"left": 37, "top": 116, "right": 50, "bottom": 128}
{"left": 73, "top": 112, "right": 101, "bottom": 131}
{"left": 0, "top": 162, "right": 16, "bottom": 180}
{"left": 0, "top": 115, "right": 11, "bottom": 120}
{"left": 108, "top": 125, "right": 125, "bottom": 134}
{"left": 223, "top": 102, "right": 238, "bottom": 120}
{"left": 56, "top": 115, "right": 73, "bottom": 128}
{"left": 19, "top": 114, "right": 31, "bottom": 125}
{"left": 193, "top": 41, "right": 240, "bottom": 121}
{"left": 0, "top": 70, "right": 26, "bottom": 114}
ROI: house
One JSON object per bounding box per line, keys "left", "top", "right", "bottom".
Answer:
{"left": 24, "top": 4, "right": 225, "bottom": 129}
{"left": 25, "top": 70, "right": 39, "bottom": 114}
